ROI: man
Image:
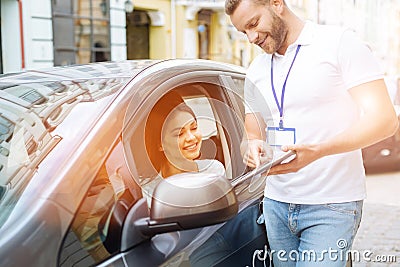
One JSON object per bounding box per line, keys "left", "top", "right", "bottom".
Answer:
{"left": 225, "top": 0, "right": 399, "bottom": 266}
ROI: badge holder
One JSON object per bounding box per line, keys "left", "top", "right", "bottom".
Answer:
{"left": 266, "top": 126, "right": 296, "bottom": 147}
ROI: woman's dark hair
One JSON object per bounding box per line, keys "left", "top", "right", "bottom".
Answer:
{"left": 145, "top": 91, "right": 197, "bottom": 172}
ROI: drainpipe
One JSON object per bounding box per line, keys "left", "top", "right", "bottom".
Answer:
{"left": 171, "top": 0, "right": 176, "bottom": 58}
{"left": 18, "top": 0, "right": 25, "bottom": 69}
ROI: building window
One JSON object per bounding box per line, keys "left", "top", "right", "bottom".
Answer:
{"left": 197, "top": 9, "right": 212, "bottom": 60}
{"left": 52, "top": 0, "right": 111, "bottom": 66}
{"left": 126, "top": 10, "right": 150, "bottom": 59}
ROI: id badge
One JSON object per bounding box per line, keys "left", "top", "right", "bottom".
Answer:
{"left": 266, "top": 126, "right": 296, "bottom": 147}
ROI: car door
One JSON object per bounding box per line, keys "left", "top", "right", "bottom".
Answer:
{"left": 120, "top": 68, "right": 266, "bottom": 266}
{"left": 57, "top": 63, "right": 266, "bottom": 267}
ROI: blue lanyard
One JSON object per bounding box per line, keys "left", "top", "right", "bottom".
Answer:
{"left": 270, "top": 45, "right": 301, "bottom": 129}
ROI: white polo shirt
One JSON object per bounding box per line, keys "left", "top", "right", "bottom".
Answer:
{"left": 245, "top": 21, "right": 383, "bottom": 204}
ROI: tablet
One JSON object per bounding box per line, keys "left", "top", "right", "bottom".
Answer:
{"left": 231, "top": 150, "right": 296, "bottom": 187}
{"left": 269, "top": 150, "right": 297, "bottom": 167}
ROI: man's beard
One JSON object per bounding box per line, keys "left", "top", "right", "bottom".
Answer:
{"left": 264, "top": 13, "right": 288, "bottom": 54}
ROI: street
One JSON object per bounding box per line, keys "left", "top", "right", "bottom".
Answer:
{"left": 352, "top": 171, "right": 400, "bottom": 266}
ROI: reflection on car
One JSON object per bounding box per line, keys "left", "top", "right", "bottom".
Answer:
{"left": 0, "top": 60, "right": 269, "bottom": 267}
{"left": 362, "top": 76, "right": 400, "bottom": 173}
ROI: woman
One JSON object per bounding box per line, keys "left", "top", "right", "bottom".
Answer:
{"left": 143, "top": 91, "right": 268, "bottom": 266}
{"left": 143, "top": 91, "right": 225, "bottom": 206}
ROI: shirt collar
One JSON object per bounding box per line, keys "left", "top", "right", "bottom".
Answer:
{"left": 274, "top": 21, "right": 314, "bottom": 57}
{"left": 293, "top": 20, "right": 314, "bottom": 46}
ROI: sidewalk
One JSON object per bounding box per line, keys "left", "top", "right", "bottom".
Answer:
{"left": 352, "top": 172, "right": 400, "bottom": 266}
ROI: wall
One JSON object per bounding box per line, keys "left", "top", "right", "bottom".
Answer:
{"left": 134, "top": 0, "right": 172, "bottom": 59}
{"left": 22, "top": 0, "right": 53, "bottom": 70}
{"left": 110, "top": 0, "right": 128, "bottom": 61}
{"left": 291, "top": 0, "right": 400, "bottom": 75}
{"left": 1, "top": 0, "right": 22, "bottom": 73}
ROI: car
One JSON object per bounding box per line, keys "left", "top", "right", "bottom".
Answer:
{"left": 362, "top": 77, "right": 400, "bottom": 173}
{"left": 0, "top": 59, "right": 271, "bottom": 267}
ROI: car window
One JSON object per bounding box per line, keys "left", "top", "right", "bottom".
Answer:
{"left": 217, "top": 75, "right": 271, "bottom": 200}
{"left": 0, "top": 76, "right": 133, "bottom": 230}
{"left": 0, "top": 76, "right": 130, "bottom": 182}
{"left": 0, "top": 104, "right": 47, "bottom": 184}
{"left": 58, "top": 140, "right": 142, "bottom": 267}
{"left": 118, "top": 78, "right": 259, "bottom": 267}
{"left": 119, "top": 83, "right": 235, "bottom": 266}
{"left": 129, "top": 79, "right": 250, "bottom": 183}
{"left": 133, "top": 84, "right": 231, "bottom": 188}
{"left": 231, "top": 77, "right": 245, "bottom": 120}
{"left": 184, "top": 97, "right": 218, "bottom": 140}
{"left": 0, "top": 98, "right": 56, "bottom": 229}
{"left": 183, "top": 95, "right": 227, "bottom": 165}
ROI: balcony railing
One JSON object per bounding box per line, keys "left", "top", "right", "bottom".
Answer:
{"left": 177, "top": 0, "right": 225, "bottom": 8}
{"left": 177, "top": 0, "right": 225, "bottom": 20}
{"left": 177, "top": 0, "right": 225, "bottom": 4}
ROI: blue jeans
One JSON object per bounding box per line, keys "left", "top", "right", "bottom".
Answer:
{"left": 263, "top": 197, "right": 363, "bottom": 267}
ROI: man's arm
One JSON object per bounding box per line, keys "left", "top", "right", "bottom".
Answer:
{"left": 270, "top": 79, "right": 399, "bottom": 175}
{"left": 240, "top": 112, "right": 272, "bottom": 168}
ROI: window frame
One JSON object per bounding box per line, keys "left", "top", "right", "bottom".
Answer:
{"left": 52, "top": 0, "right": 111, "bottom": 66}
{"left": 58, "top": 138, "right": 142, "bottom": 267}
{"left": 58, "top": 69, "right": 262, "bottom": 267}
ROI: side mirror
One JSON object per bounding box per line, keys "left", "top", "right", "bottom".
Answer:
{"left": 134, "top": 173, "right": 238, "bottom": 237}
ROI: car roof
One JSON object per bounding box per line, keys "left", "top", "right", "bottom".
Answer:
{"left": 0, "top": 61, "right": 160, "bottom": 184}
{"left": 0, "top": 59, "right": 246, "bottom": 230}
{"left": 0, "top": 60, "right": 158, "bottom": 84}
{"left": 0, "top": 59, "right": 244, "bottom": 172}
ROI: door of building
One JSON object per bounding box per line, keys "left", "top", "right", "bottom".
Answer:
{"left": 198, "top": 9, "right": 212, "bottom": 60}
{"left": 126, "top": 10, "right": 150, "bottom": 59}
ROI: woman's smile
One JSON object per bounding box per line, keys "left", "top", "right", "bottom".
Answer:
{"left": 183, "top": 142, "right": 199, "bottom": 151}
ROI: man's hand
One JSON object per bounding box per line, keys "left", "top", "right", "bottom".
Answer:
{"left": 268, "top": 143, "right": 323, "bottom": 175}
{"left": 242, "top": 139, "right": 273, "bottom": 168}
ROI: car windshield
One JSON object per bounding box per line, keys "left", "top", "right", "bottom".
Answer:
{"left": 0, "top": 60, "right": 158, "bottom": 228}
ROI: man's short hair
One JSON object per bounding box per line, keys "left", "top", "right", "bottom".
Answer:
{"left": 225, "top": 0, "right": 286, "bottom": 15}
{"left": 225, "top": 0, "right": 268, "bottom": 15}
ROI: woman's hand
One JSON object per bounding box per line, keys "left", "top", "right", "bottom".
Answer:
{"left": 242, "top": 139, "right": 273, "bottom": 168}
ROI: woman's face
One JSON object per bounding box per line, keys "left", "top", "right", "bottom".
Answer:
{"left": 161, "top": 109, "right": 202, "bottom": 167}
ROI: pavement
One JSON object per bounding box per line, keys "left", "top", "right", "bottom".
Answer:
{"left": 352, "top": 171, "right": 400, "bottom": 266}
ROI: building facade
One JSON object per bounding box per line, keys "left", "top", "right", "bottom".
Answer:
{"left": 1, "top": 0, "right": 399, "bottom": 75}
{"left": 290, "top": 0, "right": 400, "bottom": 76}
{"left": 0, "top": 0, "right": 257, "bottom": 74}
